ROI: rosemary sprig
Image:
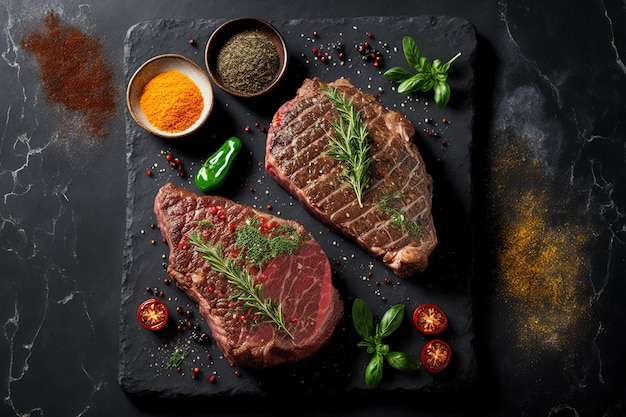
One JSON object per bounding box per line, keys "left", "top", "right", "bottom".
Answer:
{"left": 377, "top": 192, "right": 423, "bottom": 238}
{"left": 322, "top": 84, "right": 371, "bottom": 208}
{"left": 166, "top": 348, "right": 188, "bottom": 369}
{"left": 189, "top": 231, "right": 294, "bottom": 339}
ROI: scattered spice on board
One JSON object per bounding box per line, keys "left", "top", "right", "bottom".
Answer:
{"left": 490, "top": 134, "right": 595, "bottom": 364}
{"left": 139, "top": 70, "right": 203, "bottom": 133}
{"left": 216, "top": 30, "right": 280, "bottom": 95}
{"left": 20, "top": 11, "right": 116, "bottom": 137}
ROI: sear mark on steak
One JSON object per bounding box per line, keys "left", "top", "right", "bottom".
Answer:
{"left": 265, "top": 78, "right": 437, "bottom": 278}
{"left": 154, "top": 182, "right": 343, "bottom": 368}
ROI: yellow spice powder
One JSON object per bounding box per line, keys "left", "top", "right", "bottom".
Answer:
{"left": 139, "top": 70, "right": 203, "bottom": 133}
{"left": 492, "top": 136, "right": 593, "bottom": 361}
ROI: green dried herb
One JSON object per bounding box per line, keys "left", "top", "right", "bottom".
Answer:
{"left": 377, "top": 192, "right": 423, "bottom": 238}
{"left": 166, "top": 348, "right": 188, "bottom": 368}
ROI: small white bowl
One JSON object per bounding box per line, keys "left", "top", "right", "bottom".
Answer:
{"left": 126, "top": 54, "right": 214, "bottom": 138}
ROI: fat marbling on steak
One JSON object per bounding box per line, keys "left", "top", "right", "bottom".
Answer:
{"left": 154, "top": 182, "right": 343, "bottom": 368}
{"left": 265, "top": 78, "right": 437, "bottom": 278}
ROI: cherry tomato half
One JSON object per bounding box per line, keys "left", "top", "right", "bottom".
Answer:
{"left": 413, "top": 303, "right": 448, "bottom": 335}
{"left": 137, "top": 298, "right": 169, "bottom": 331}
{"left": 421, "top": 339, "right": 452, "bottom": 373}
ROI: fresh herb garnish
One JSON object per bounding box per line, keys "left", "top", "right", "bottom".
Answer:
{"left": 189, "top": 231, "right": 294, "bottom": 339}
{"left": 352, "top": 298, "right": 418, "bottom": 388}
{"left": 377, "top": 192, "right": 423, "bottom": 238}
{"left": 321, "top": 84, "right": 371, "bottom": 208}
{"left": 234, "top": 218, "right": 304, "bottom": 267}
{"left": 166, "top": 348, "right": 188, "bottom": 368}
{"left": 384, "top": 36, "right": 461, "bottom": 108}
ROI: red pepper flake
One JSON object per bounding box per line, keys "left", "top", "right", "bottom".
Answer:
{"left": 188, "top": 39, "right": 196, "bottom": 46}
{"left": 145, "top": 170, "right": 152, "bottom": 177}
{"left": 193, "top": 367, "right": 201, "bottom": 374}
{"left": 218, "top": 293, "right": 225, "bottom": 298}
{"left": 218, "top": 213, "right": 226, "bottom": 220}
{"left": 234, "top": 370, "right": 241, "bottom": 377}
{"left": 229, "top": 223, "right": 236, "bottom": 233}
{"left": 381, "top": 296, "right": 387, "bottom": 302}
{"left": 367, "top": 32, "right": 373, "bottom": 38}
{"left": 208, "top": 375, "right": 216, "bottom": 383}
{"left": 244, "top": 125, "right": 251, "bottom": 133}
{"left": 442, "top": 118, "right": 448, "bottom": 124}
{"left": 208, "top": 285, "right": 215, "bottom": 293}
{"left": 163, "top": 279, "right": 170, "bottom": 285}
{"left": 266, "top": 204, "right": 273, "bottom": 211}
{"left": 312, "top": 47, "right": 318, "bottom": 54}
{"left": 312, "top": 31, "right": 318, "bottom": 38}
{"left": 249, "top": 187, "right": 255, "bottom": 192}
{"left": 290, "top": 317, "right": 298, "bottom": 323}
{"left": 384, "top": 277, "right": 392, "bottom": 284}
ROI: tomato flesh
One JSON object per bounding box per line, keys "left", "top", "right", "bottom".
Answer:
{"left": 137, "top": 298, "right": 169, "bottom": 331}
{"left": 421, "top": 339, "right": 451, "bottom": 373}
{"left": 413, "top": 303, "right": 448, "bottom": 334}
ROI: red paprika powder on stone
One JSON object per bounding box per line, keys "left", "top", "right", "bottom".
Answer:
{"left": 20, "top": 11, "right": 116, "bottom": 137}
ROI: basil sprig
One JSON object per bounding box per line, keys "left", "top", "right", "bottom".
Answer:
{"left": 352, "top": 298, "right": 418, "bottom": 388}
{"left": 384, "top": 36, "right": 461, "bottom": 108}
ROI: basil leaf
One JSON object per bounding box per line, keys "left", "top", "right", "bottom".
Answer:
{"left": 434, "top": 81, "right": 451, "bottom": 108}
{"left": 419, "top": 56, "right": 431, "bottom": 73}
{"left": 378, "top": 304, "right": 405, "bottom": 338}
{"left": 365, "top": 353, "right": 384, "bottom": 388}
{"left": 386, "top": 36, "right": 460, "bottom": 108}
{"left": 420, "top": 79, "right": 435, "bottom": 92}
{"left": 383, "top": 66, "right": 414, "bottom": 83}
{"left": 402, "top": 36, "right": 421, "bottom": 70}
{"left": 397, "top": 77, "right": 423, "bottom": 94}
{"left": 352, "top": 298, "right": 374, "bottom": 339}
{"left": 386, "top": 351, "right": 418, "bottom": 371}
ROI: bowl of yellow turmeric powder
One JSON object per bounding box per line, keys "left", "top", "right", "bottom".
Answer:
{"left": 126, "top": 54, "right": 214, "bottom": 138}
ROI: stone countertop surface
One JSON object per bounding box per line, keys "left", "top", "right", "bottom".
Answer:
{"left": 1, "top": 0, "right": 624, "bottom": 416}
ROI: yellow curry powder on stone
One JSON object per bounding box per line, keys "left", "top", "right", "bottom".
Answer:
{"left": 491, "top": 135, "right": 594, "bottom": 362}
{"left": 140, "top": 70, "right": 203, "bottom": 133}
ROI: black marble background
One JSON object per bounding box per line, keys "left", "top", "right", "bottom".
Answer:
{"left": 1, "top": 0, "right": 625, "bottom": 417}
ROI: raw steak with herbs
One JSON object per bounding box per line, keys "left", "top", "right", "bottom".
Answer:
{"left": 265, "top": 78, "right": 437, "bottom": 278}
{"left": 154, "top": 182, "right": 343, "bottom": 368}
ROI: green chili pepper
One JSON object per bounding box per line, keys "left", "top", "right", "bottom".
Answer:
{"left": 194, "top": 136, "right": 242, "bottom": 192}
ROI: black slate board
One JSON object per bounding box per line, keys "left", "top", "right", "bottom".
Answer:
{"left": 119, "top": 16, "right": 477, "bottom": 399}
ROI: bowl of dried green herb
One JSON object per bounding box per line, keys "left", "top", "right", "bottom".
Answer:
{"left": 205, "top": 17, "right": 288, "bottom": 98}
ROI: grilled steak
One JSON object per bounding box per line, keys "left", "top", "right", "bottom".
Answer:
{"left": 154, "top": 182, "right": 343, "bottom": 368}
{"left": 265, "top": 78, "right": 437, "bottom": 278}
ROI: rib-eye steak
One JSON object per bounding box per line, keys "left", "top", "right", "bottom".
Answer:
{"left": 265, "top": 78, "right": 437, "bottom": 278}
{"left": 154, "top": 182, "right": 343, "bottom": 368}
